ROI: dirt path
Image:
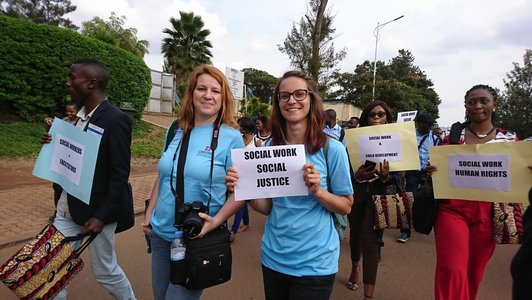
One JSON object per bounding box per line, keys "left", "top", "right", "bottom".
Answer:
{"left": 0, "top": 156, "right": 158, "bottom": 191}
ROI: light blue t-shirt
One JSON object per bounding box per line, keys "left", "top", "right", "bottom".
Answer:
{"left": 417, "top": 130, "right": 436, "bottom": 170}
{"left": 261, "top": 138, "right": 353, "bottom": 276}
{"left": 151, "top": 123, "right": 244, "bottom": 241}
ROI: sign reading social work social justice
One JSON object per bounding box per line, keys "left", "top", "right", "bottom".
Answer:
{"left": 430, "top": 141, "right": 532, "bottom": 203}
{"left": 345, "top": 121, "right": 420, "bottom": 172}
{"left": 231, "top": 145, "right": 307, "bottom": 201}
{"left": 397, "top": 110, "right": 417, "bottom": 123}
{"left": 33, "top": 118, "right": 101, "bottom": 204}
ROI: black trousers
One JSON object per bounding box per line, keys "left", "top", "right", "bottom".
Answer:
{"left": 262, "top": 265, "right": 335, "bottom": 300}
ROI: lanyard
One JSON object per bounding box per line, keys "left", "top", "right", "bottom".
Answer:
{"left": 170, "top": 116, "right": 221, "bottom": 228}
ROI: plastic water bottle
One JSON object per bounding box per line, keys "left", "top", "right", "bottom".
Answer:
{"left": 170, "top": 230, "right": 187, "bottom": 285}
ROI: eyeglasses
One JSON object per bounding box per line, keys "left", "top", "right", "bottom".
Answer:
{"left": 278, "top": 89, "right": 310, "bottom": 102}
{"left": 368, "top": 111, "right": 387, "bottom": 118}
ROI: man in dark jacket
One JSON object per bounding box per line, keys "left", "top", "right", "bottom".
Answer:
{"left": 42, "top": 59, "right": 136, "bottom": 299}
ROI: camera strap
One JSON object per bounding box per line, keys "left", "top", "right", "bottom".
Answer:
{"left": 171, "top": 114, "right": 221, "bottom": 229}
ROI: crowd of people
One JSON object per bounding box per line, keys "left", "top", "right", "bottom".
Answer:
{"left": 42, "top": 60, "right": 529, "bottom": 300}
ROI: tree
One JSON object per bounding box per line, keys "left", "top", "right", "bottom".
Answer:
{"left": 0, "top": 0, "right": 77, "bottom": 29}
{"left": 498, "top": 49, "right": 532, "bottom": 139}
{"left": 330, "top": 49, "right": 440, "bottom": 119}
{"left": 81, "top": 12, "right": 149, "bottom": 58}
{"left": 161, "top": 11, "right": 213, "bottom": 88}
{"left": 242, "top": 68, "right": 277, "bottom": 103}
{"left": 278, "top": 0, "right": 346, "bottom": 95}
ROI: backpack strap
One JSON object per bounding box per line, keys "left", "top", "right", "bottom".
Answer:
{"left": 449, "top": 122, "right": 464, "bottom": 145}
{"left": 164, "top": 119, "right": 179, "bottom": 151}
{"left": 339, "top": 127, "right": 345, "bottom": 143}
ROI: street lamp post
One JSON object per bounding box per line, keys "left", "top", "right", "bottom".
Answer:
{"left": 372, "top": 15, "right": 404, "bottom": 101}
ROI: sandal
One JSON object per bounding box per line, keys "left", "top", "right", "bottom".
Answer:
{"left": 346, "top": 263, "right": 360, "bottom": 291}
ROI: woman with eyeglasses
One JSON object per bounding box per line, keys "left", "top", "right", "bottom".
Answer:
{"left": 428, "top": 85, "right": 518, "bottom": 300}
{"left": 345, "top": 100, "right": 400, "bottom": 300}
{"left": 226, "top": 71, "right": 353, "bottom": 299}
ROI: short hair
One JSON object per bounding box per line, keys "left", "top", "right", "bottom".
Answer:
{"left": 350, "top": 116, "right": 360, "bottom": 121}
{"left": 65, "top": 101, "right": 80, "bottom": 110}
{"left": 179, "top": 65, "right": 237, "bottom": 133}
{"left": 71, "top": 59, "right": 109, "bottom": 90}
{"left": 359, "top": 100, "right": 393, "bottom": 127}
{"left": 325, "top": 109, "right": 337, "bottom": 119}
{"left": 269, "top": 70, "right": 326, "bottom": 154}
{"left": 237, "top": 116, "right": 255, "bottom": 134}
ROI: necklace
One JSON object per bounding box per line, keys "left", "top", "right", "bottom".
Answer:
{"left": 467, "top": 126, "right": 495, "bottom": 138}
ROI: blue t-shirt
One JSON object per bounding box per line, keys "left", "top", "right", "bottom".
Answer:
{"left": 261, "top": 138, "right": 353, "bottom": 276}
{"left": 417, "top": 130, "right": 436, "bottom": 170}
{"left": 151, "top": 123, "right": 244, "bottom": 241}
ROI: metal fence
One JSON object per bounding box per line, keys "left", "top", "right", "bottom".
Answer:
{"left": 145, "top": 69, "right": 175, "bottom": 114}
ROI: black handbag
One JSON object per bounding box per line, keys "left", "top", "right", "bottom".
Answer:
{"left": 185, "top": 226, "right": 232, "bottom": 290}
{"left": 413, "top": 177, "right": 438, "bottom": 234}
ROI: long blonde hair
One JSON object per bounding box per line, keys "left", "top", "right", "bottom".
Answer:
{"left": 179, "top": 65, "right": 237, "bottom": 133}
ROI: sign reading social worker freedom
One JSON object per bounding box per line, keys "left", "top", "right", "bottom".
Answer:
{"left": 231, "top": 145, "right": 307, "bottom": 201}
{"left": 33, "top": 118, "right": 101, "bottom": 204}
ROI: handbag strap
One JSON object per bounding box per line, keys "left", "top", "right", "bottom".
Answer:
{"left": 62, "top": 234, "right": 97, "bottom": 257}
{"left": 171, "top": 114, "right": 221, "bottom": 229}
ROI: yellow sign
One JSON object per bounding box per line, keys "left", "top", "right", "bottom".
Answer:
{"left": 345, "top": 122, "right": 420, "bottom": 172}
{"left": 430, "top": 141, "right": 532, "bottom": 203}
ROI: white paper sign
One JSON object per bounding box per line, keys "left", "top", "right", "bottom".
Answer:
{"left": 447, "top": 153, "right": 511, "bottom": 191}
{"left": 231, "top": 145, "right": 307, "bottom": 201}
{"left": 397, "top": 110, "right": 418, "bottom": 123}
{"left": 49, "top": 133, "right": 84, "bottom": 186}
{"left": 357, "top": 132, "right": 403, "bottom": 163}
{"left": 33, "top": 118, "right": 101, "bottom": 204}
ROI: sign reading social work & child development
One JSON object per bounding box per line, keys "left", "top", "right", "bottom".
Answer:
{"left": 430, "top": 141, "right": 532, "bottom": 203}
{"left": 345, "top": 121, "right": 420, "bottom": 171}
{"left": 231, "top": 145, "right": 307, "bottom": 201}
{"left": 33, "top": 118, "right": 101, "bottom": 204}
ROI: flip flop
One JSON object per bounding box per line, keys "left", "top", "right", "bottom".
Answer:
{"left": 346, "top": 281, "right": 359, "bottom": 291}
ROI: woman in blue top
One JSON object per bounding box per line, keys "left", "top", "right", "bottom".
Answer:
{"left": 143, "top": 65, "right": 245, "bottom": 300}
{"left": 227, "top": 71, "right": 353, "bottom": 299}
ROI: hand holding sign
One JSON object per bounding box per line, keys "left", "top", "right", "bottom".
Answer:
{"left": 303, "top": 163, "right": 321, "bottom": 195}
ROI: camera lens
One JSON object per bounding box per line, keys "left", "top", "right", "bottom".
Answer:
{"left": 183, "top": 212, "right": 204, "bottom": 238}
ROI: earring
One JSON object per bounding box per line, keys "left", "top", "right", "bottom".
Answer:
{"left": 493, "top": 109, "right": 496, "bottom": 112}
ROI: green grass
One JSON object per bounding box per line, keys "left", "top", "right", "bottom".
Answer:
{"left": 0, "top": 120, "right": 165, "bottom": 158}
{"left": 0, "top": 122, "right": 44, "bottom": 156}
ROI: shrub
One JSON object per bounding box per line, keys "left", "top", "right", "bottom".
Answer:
{"left": 0, "top": 15, "right": 151, "bottom": 122}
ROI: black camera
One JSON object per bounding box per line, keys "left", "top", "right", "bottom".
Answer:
{"left": 176, "top": 201, "right": 209, "bottom": 238}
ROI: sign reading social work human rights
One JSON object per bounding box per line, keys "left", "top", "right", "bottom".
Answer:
{"left": 345, "top": 121, "right": 420, "bottom": 171}
{"left": 397, "top": 110, "right": 417, "bottom": 123}
{"left": 33, "top": 118, "right": 101, "bottom": 204}
{"left": 430, "top": 141, "right": 532, "bottom": 203}
{"left": 231, "top": 145, "right": 307, "bottom": 201}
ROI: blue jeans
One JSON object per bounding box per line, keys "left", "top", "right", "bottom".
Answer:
{"left": 149, "top": 231, "right": 203, "bottom": 300}
{"left": 231, "top": 202, "right": 249, "bottom": 233}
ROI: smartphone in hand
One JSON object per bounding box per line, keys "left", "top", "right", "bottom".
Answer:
{"left": 364, "top": 160, "right": 377, "bottom": 169}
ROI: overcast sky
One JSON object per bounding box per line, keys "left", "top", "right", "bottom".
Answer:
{"left": 66, "top": 0, "right": 531, "bottom": 127}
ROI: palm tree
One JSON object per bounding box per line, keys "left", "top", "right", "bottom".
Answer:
{"left": 162, "top": 11, "right": 213, "bottom": 85}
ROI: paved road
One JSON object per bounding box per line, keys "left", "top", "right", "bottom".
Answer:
{"left": 0, "top": 211, "right": 516, "bottom": 299}
{"left": 0, "top": 113, "right": 516, "bottom": 299}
